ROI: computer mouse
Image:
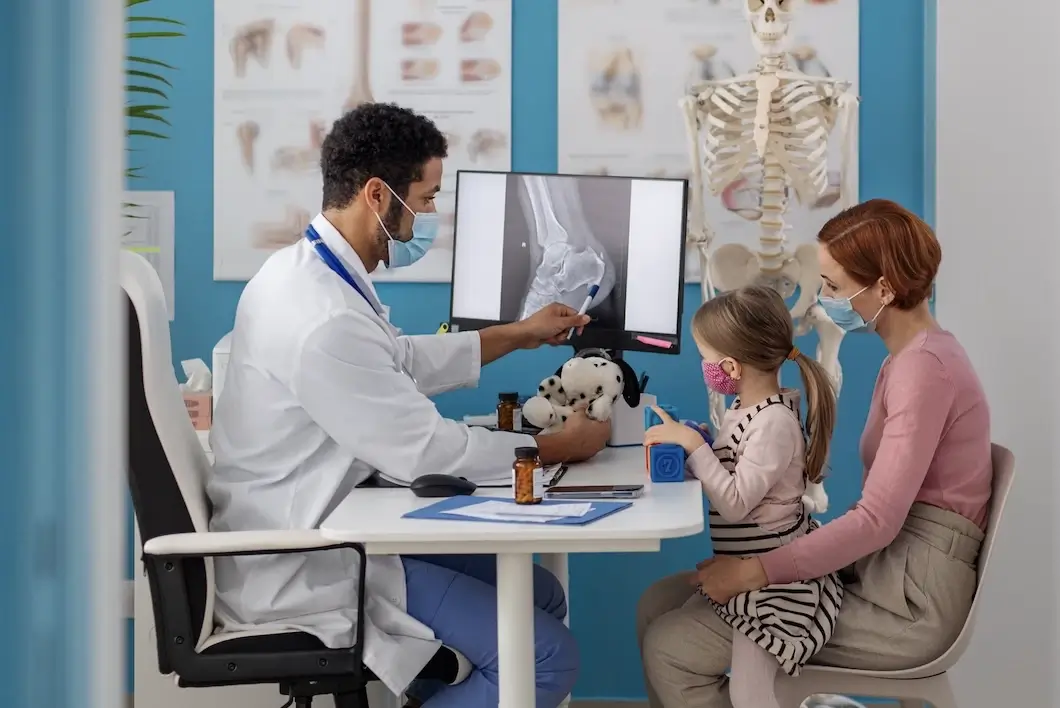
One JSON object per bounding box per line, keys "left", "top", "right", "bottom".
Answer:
{"left": 409, "top": 473, "right": 478, "bottom": 498}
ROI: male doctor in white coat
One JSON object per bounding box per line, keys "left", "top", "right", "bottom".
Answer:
{"left": 207, "top": 103, "right": 610, "bottom": 708}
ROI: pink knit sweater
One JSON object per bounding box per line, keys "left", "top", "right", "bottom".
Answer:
{"left": 759, "top": 330, "right": 993, "bottom": 585}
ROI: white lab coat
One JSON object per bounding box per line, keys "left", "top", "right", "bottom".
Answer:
{"left": 207, "top": 214, "right": 534, "bottom": 694}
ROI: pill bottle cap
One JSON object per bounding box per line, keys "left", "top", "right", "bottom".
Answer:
{"left": 514, "top": 446, "right": 539, "bottom": 459}
{"left": 499, "top": 392, "right": 519, "bottom": 402}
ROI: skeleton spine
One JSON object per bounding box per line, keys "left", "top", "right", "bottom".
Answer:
{"left": 758, "top": 55, "right": 787, "bottom": 273}
{"left": 758, "top": 153, "right": 788, "bottom": 272}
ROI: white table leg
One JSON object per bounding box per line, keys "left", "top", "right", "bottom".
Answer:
{"left": 497, "top": 552, "right": 536, "bottom": 708}
{"left": 538, "top": 553, "right": 570, "bottom": 627}
{"left": 538, "top": 553, "right": 570, "bottom": 708}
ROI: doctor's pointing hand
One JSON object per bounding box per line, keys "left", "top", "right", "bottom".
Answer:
{"left": 517, "top": 302, "right": 590, "bottom": 347}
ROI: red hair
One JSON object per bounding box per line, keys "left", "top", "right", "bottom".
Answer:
{"left": 818, "top": 199, "right": 940, "bottom": 310}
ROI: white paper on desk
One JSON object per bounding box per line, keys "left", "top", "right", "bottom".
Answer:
{"left": 447, "top": 500, "right": 592, "bottom": 522}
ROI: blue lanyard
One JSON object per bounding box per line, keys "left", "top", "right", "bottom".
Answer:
{"left": 305, "top": 225, "right": 376, "bottom": 312}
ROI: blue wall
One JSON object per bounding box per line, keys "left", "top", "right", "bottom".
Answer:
{"left": 129, "top": 0, "right": 931, "bottom": 699}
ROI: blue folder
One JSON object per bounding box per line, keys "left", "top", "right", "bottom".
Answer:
{"left": 403, "top": 496, "right": 632, "bottom": 526}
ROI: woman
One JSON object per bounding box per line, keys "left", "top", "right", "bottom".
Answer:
{"left": 637, "top": 199, "right": 993, "bottom": 707}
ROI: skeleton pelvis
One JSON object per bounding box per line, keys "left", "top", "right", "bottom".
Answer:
{"left": 710, "top": 242, "right": 821, "bottom": 310}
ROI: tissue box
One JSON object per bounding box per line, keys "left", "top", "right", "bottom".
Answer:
{"left": 607, "top": 393, "right": 657, "bottom": 447}
{"left": 183, "top": 392, "right": 212, "bottom": 431}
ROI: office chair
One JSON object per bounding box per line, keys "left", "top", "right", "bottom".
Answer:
{"left": 121, "top": 251, "right": 456, "bottom": 708}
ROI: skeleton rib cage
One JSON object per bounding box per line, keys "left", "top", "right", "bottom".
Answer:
{"left": 693, "top": 71, "right": 850, "bottom": 209}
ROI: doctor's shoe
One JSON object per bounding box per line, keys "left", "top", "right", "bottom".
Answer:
{"left": 447, "top": 646, "right": 472, "bottom": 685}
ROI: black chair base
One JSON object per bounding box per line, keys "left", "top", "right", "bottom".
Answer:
{"left": 280, "top": 677, "right": 369, "bottom": 708}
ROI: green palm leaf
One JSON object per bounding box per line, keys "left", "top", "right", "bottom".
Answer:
{"left": 126, "top": 105, "right": 172, "bottom": 126}
{"left": 126, "top": 68, "right": 172, "bottom": 86}
{"left": 127, "top": 56, "right": 177, "bottom": 71}
{"left": 127, "top": 31, "right": 184, "bottom": 38}
{"left": 123, "top": 0, "right": 181, "bottom": 207}
{"left": 128, "top": 129, "right": 169, "bottom": 140}
{"left": 127, "top": 16, "right": 185, "bottom": 25}
{"left": 127, "top": 85, "right": 168, "bottom": 100}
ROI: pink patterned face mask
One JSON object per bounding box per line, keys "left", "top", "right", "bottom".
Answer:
{"left": 701, "top": 359, "right": 739, "bottom": 396}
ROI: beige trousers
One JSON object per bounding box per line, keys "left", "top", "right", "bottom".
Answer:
{"left": 638, "top": 503, "right": 983, "bottom": 708}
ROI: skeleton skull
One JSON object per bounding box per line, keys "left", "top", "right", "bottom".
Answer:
{"left": 744, "top": 0, "right": 793, "bottom": 57}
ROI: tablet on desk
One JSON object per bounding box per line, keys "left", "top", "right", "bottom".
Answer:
{"left": 545, "top": 484, "right": 644, "bottom": 500}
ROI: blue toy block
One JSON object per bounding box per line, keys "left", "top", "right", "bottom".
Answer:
{"left": 649, "top": 443, "right": 686, "bottom": 483}
{"left": 644, "top": 404, "right": 678, "bottom": 430}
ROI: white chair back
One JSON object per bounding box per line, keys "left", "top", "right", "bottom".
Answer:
{"left": 915, "top": 442, "right": 1015, "bottom": 672}
{"left": 121, "top": 250, "right": 218, "bottom": 648}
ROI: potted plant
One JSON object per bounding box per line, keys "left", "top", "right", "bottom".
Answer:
{"left": 125, "top": 0, "right": 184, "bottom": 181}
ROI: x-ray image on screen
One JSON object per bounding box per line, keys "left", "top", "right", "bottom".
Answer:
{"left": 450, "top": 170, "right": 686, "bottom": 344}
{"left": 499, "top": 174, "right": 630, "bottom": 330}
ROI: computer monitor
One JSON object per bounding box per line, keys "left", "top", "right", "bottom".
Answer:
{"left": 449, "top": 170, "right": 688, "bottom": 355}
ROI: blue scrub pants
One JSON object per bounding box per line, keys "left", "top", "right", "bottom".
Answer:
{"left": 401, "top": 554, "right": 579, "bottom": 707}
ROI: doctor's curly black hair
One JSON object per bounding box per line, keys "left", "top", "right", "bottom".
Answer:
{"left": 319, "top": 102, "right": 448, "bottom": 211}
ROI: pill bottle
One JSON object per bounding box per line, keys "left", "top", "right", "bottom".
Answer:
{"left": 512, "top": 446, "right": 544, "bottom": 505}
{"left": 497, "top": 392, "right": 520, "bottom": 431}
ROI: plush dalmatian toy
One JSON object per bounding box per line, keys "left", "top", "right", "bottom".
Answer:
{"left": 522, "top": 354, "right": 640, "bottom": 433}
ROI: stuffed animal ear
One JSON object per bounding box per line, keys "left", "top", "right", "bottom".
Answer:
{"left": 615, "top": 359, "right": 640, "bottom": 408}
{"left": 553, "top": 363, "right": 565, "bottom": 379}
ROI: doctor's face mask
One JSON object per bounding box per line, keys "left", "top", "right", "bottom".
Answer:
{"left": 372, "top": 182, "right": 440, "bottom": 269}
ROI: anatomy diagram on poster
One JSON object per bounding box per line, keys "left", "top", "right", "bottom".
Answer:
{"left": 214, "top": 0, "right": 512, "bottom": 281}
{"left": 556, "top": 0, "right": 859, "bottom": 282}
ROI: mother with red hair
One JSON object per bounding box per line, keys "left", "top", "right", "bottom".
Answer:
{"left": 637, "top": 199, "right": 994, "bottom": 707}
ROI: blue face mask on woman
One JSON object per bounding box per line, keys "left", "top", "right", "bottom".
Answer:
{"left": 818, "top": 284, "right": 886, "bottom": 334}
{"left": 373, "top": 183, "right": 441, "bottom": 269}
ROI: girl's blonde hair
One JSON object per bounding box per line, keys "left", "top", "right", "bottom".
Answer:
{"left": 692, "top": 285, "right": 837, "bottom": 483}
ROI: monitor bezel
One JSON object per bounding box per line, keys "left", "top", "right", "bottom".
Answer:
{"left": 447, "top": 169, "right": 688, "bottom": 356}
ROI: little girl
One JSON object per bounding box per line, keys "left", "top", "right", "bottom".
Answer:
{"left": 645, "top": 285, "right": 841, "bottom": 708}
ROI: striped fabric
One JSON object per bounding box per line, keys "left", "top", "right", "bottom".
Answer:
{"left": 706, "top": 393, "right": 844, "bottom": 676}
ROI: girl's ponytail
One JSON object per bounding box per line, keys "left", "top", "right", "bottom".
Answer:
{"left": 789, "top": 347, "right": 837, "bottom": 483}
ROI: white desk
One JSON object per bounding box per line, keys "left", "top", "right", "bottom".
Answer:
{"left": 320, "top": 446, "right": 704, "bottom": 708}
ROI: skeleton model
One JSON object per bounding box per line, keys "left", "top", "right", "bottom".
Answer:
{"left": 679, "top": 0, "right": 859, "bottom": 512}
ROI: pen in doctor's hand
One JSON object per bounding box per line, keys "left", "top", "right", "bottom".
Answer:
{"left": 567, "top": 284, "right": 600, "bottom": 340}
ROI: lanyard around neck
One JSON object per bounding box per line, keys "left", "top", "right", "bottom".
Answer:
{"left": 305, "top": 225, "right": 377, "bottom": 313}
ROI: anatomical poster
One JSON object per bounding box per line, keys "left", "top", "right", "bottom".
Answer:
{"left": 556, "top": 0, "right": 859, "bottom": 282}
{"left": 214, "top": 0, "right": 512, "bottom": 281}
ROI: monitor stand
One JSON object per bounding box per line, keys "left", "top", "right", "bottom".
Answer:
{"left": 570, "top": 345, "right": 623, "bottom": 362}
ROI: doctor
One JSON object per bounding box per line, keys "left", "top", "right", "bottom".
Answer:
{"left": 208, "top": 102, "right": 609, "bottom": 708}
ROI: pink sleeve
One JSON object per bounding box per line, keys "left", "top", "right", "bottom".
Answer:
{"left": 687, "top": 408, "right": 800, "bottom": 523}
{"left": 758, "top": 351, "right": 956, "bottom": 584}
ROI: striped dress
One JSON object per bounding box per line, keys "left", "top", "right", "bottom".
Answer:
{"left": 705, "top": 392, "right": 843, "bottom": 676}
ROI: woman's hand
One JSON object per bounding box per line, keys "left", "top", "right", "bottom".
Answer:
{"left": 689, "top": 556, "right": 768, "bottom": 604}
{"left": 644, "top": 406, "right": 705, "bottom": 455}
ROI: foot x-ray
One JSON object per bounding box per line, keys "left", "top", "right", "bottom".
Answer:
{"left": 499, "top": 174, "right": 628, "bottom": 330}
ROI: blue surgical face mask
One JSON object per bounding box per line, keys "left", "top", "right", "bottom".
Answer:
{"left": 373, "top": 183, "right": 440, "bottom": 269}
{"left": 817, "top": 284, "right": 886, "bottom": 334}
